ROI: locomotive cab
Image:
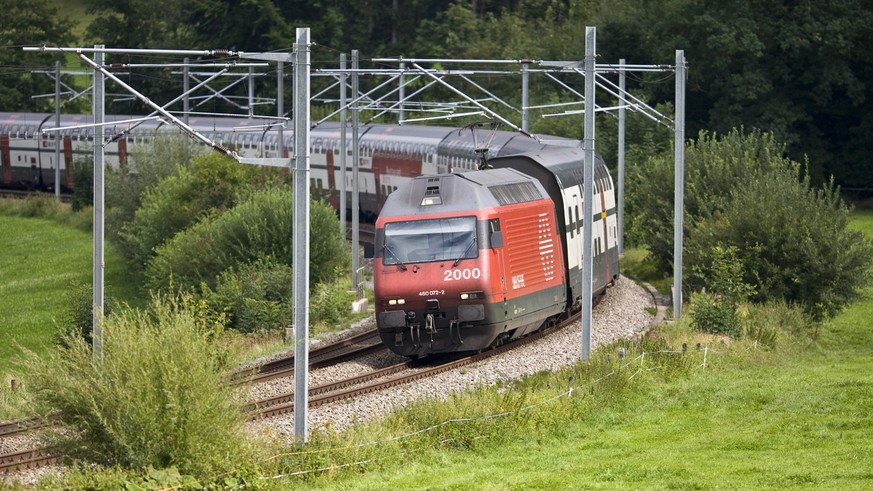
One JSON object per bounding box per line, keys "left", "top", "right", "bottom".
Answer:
{"left": 374, "top": 169, "right": 567, "bottom": 357}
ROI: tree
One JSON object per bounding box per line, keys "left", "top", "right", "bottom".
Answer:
{"left": 627, "top": 128, "right": 873, "bottom": 320}
{"left": 600, "top": 0, "right": 873, "bottom": 190}
{"left": 0, "top": 0, "right": 75, "bottom": 111}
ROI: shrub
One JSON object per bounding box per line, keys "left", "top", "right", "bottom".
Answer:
{"left": 742, "top": 300, "right": 813, "bottom": 347}
{"left": 199, "top": 258, "right": 294, "bottom": 333}
{"left": 55, "top": 281, "right": 117, "bottom": 346}
{"left": 70, "top": 156, "right": 93, "bottom": 212}
{"left": 105, "top": 135, "right": 199, "bottom": 239}
{"left": 626, "top": 128, "right": 789, "bottom": 272}
{"left": 115, "top": 151, "right": 272, "bottom": 273}
{"left": 690, "top": 291, "right": 741, "bottom": 338}
{"left": 310, "top": 279, "right": 356, "bottom": 334}
{"left": 628, "top": 128, "right": 873, "bottom": 320}
{"left": 145, "top": 186, "right": 348, "bottom": 292}
{"left": 687, "top": 168, "right": 873, "bottom": 320}
{"left": 23, "top": 294, "right": 256, "bottom": 478}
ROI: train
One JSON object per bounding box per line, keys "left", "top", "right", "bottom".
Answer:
{"left": 1, "top": 112, "right": 574, "bottom": 222}
{"left": 373, "top": 146, "right": 620, "bottom": 357}
{"left": 0, "top": 112, "right": 620, "bottom": 357}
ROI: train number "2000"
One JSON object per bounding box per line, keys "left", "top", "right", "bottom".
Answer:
{"left": 443, "top": 268, "right": 481, "bottom": 281}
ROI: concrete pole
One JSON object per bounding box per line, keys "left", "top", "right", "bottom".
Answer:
{"left": 54, "top": 60, "right": 61, "bottom": 200}
{"left": 581, "top": 27, "right": 596, "bottom": 361}
{"left": 277, "top": 61, "right": 284, "bottom": 158}
{"left": 340, "top": 54, "right": 347, "bottom": 236}
{"left": 521, "top": 61, "right": 529, "bottom": 132}
{"left": 183, "top": 58, "right": 190, "bottom": 126}
{"left": 293, "top": 28, "right": 311, "bottom": 443}
{"left": 673, "top": 50, "right": 686, "bottom": 319}
{"left": 617, "top": 59, "right": 626, "bottom": 254}
{"left": 399, "top": 62, "right": 406, "bottom": 125}
{"left": 92, "top": 45, "right": 105, "bottom": 362}
{"left": 248, "top": 65, "right": 255, "bottom": 117}
{"left": 351, "top": 51, "right": 360, "bottom": 285}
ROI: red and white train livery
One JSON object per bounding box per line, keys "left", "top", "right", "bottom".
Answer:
{"left": 373, "top": 146, "right": 620, "bottom": 357}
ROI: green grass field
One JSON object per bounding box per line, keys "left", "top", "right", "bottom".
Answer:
{"left": 2, "top": 210, "right": 871, "bottom": 488}
{"left": 292, "top": 212, "right": 873, "bottom": 490}
{"left": 0, "top": 215, "right": 135, "bottom": 376}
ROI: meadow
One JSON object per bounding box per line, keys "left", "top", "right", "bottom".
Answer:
{"left": 0, "top": 208, "right": 135, "bottom": 376}
{"left": 2, "top": 204, "right": 871, "bottom": 489}
{"left": 286, "top": 211, "right": 873, "bottom": 490}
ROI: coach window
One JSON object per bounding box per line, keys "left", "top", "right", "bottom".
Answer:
{"left": 568, "top": 206, "right": 574, "bottom": 238}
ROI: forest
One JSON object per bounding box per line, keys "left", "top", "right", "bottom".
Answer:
{"left": 2, "top": 0, "right": 871, "bottom": 191}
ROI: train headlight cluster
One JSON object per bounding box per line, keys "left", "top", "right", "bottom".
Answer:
{"left": 460, "top": 291, "right": 484, "bottom": 300}
{"left": 388, "top": 298, "right": 406, "bottom": 306}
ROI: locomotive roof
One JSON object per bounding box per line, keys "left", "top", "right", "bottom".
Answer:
{"left": 378, "top": 167, "right": 549, "bottom": 219}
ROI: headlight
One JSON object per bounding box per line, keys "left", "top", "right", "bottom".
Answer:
{"left": 460, "top": 291, "right": 483, "bottom": 300}
{"left": 388, "top": 298, "right": 406, "bottom": 306}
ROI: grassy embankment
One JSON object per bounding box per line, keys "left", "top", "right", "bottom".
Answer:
{"left": 0, "top": 211, "right": 136, "bottom": 376}
{"left": 292, "top": 211, "right": 873, "bottom": 490}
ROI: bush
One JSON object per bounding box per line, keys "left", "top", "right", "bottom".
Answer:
{"left": 627, "top": 128, "right": 873, "bottom": 320}
{"left": 146, "top": 186, "right": 348, "bottom": 292}
{"left": 115, "top": 151, "right": 272, "bottom": 273}
{"left": 23, "top": 294, "right": 256, "bottom": 478}
{"left": 742, "top": 300, "right": 813, "bottom": 348}
{"left": 625, "top": 128, "right": 789, "bottom": 268}
{"left": 690, "top": 291, "right": 741, "bottom": 339}
{"left": 310, "top": 280, "right": 356, "bottom": 334}
{"left": 688, "top": 168, "right": 873, "bottom": 320}
{"left": 105, "top": 135, "right": 199, "bottom": 239}
{"left": 56, "top": 281, "right": 117, "bottom": 346}
{"left": 70, "top": 157, "right": 93, "bottom": 212}
{"left": 199, "top": 258, "right": 294, "bottom": 333}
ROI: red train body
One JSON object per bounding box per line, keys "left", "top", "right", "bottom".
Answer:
{"left": 374, "top": 147, "right": 620, "bottom": 357}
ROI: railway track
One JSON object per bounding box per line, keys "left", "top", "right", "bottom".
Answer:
{"left": 0, "top": 327, "right": 387, "bottom": 475}
{"left": 0, "top": 417, "right": 49, "bottom": 439}
{"left": 1, "top": 294, "right": 600, "bottom": 477}
{"left": 0, "top": 188, "right": 72, "bottom": 203}
{"left": 0, "top": 448, "right": 59, "bottom": 475}
{"left": 231, "top": 328, "right": 385, "bottom": 385}
{"left": 248, "top": 306, "right": 588, "bottom": 420}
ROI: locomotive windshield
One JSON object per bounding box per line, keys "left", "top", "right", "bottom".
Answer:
{"left": 383, "top": 216, "right": 478, "bottom": 265}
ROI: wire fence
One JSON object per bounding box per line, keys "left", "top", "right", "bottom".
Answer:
{"left": 255, "top": 345, "right": 714, "bottom": 482}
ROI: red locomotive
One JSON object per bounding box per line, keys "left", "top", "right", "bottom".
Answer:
{"left": 374, "top": 146, "right": 620, "bottom": 357}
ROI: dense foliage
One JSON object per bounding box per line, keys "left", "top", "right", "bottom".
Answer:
{"left": 23, "top": 295, "right": 258, "bottom": 478}
{"left": 3, "top": 1, "right": 871, "bottom": 190}
{"left": 0, "top": 0, "right": 75, "bottom": 111}
{"left": 629, "top": 129, "right": 873, "bottom": 320}
{"left": 115, "top": 151, "right": 268, "bottom": 273}
{"left": 145, "top": 186, "right": 348, "bottom": 292}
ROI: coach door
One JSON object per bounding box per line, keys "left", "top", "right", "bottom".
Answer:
{"left": 561, "top": 185, "right": 583, "bottom": 273}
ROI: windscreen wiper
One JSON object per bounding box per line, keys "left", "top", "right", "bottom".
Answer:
{"left": 384, "top": 243, "right": 408, "bottom": 271}
{"left": 452, "top": 236, "right": 477, "bottom": 267}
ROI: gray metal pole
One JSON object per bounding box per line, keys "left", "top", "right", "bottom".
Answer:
{"left": 92, "top": 45, "right": 105, "bottom": 362}
{"left": 183, "top": 58, "right": 190, "bottom": 126}
{"left": 293, "top": 28, "right": 311, "bottom": 443}
{"left": 54, "top": 60, "right": 61, "bottom": 200}
{"left": 248, "top": 65, "right": 255, "bottom": 117}
{"left": 617, "top": 58, "right": 626, "bottom": 254}
{"left": 521, "top": 61, "right": 529, "bottom": 132}
{"left": 581, "top": 27, "right": 596, "bottom": 361}
{"left": 399, "top": 62, "right": 406, "bottom": 125}
{"left": 277, "top": 61, "right": 284, "bottom": 158}
{"left": 673, "top": 50, "right": 686, "bottom": 319}
{"left": 339, "top": 54, "right": 347, "bottom": 237}
{"left": 351, "top": 51, "right": 360, "bottom": 283}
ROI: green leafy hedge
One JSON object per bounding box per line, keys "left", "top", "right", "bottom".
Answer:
{"left": 145, "top": 186, "right": 348, "bottom": 292}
